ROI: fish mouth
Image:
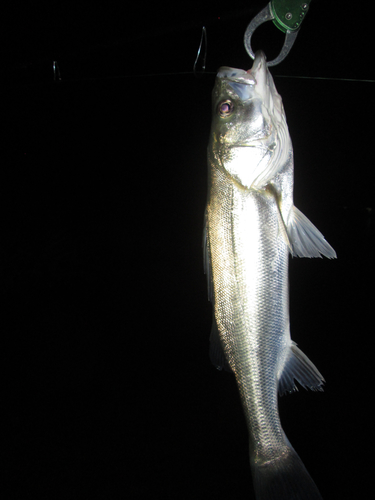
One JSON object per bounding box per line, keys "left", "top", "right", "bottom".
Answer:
{"left": 217, "top": 67, "right": 255, "bottom": 85}
{"left": 247, "top": 51, "right": 267, "bottom": 76}
{"left": 216, "top": 51, "right": 268, "bottom": 102}
{"left": 217, "top": 51, "right": 267, "bottom": 85}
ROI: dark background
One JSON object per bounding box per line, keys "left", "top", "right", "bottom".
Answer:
{"left": 2, "top": 1, "right": 374, "bottom": 498}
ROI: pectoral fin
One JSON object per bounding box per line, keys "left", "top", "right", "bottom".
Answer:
{"left": 265, "top": 184, "right": 293, "bottom": 253}
{"left": 287, "top": 206, "right": 337, "bottom": 259}
{"left": 275, "top": 198, "right": 293, "bottom": 254}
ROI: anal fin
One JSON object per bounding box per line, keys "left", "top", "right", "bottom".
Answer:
{"left": 278, "top": 342, "right": 325, "bottom": 396}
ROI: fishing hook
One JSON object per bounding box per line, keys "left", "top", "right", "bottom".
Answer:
{"left": 53, "top": 60, "right": 62, "bottom": 82}
{"left": 193, "top": 26, "right": 207, "bottom": 77}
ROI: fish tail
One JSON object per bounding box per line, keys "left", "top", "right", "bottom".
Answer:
{"left": 251, "top": 443, "right": 323, "bottom": 500}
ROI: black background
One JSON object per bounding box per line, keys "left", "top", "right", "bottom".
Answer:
{"left": 2, "top": 2, "right": 374, "bottom": 499}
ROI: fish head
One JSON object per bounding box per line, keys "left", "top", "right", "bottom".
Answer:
{"left": 209, "top": 51, "right": 291, "bottom": 189}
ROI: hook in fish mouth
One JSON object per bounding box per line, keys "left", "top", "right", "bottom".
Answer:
{"left": 216, "top": 52, "right": 270, "bottom": 102}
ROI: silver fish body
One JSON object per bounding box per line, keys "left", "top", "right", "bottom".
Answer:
{"left": 204, "top": 52, "right": 335, "bottom": 500}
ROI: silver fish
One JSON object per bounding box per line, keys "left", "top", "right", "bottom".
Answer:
{"left": 204, "top": 51, "right": 336, "bottom": 500}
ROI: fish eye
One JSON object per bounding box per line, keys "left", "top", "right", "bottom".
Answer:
{"left": 218, "top": 100, "right": 234, "bottom": 117}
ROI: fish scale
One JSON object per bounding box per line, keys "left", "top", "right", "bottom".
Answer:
{"left": 204, "top": 51, "right": 335, "bottom": 499}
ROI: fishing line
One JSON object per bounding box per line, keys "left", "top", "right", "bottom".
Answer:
{"left": 69, "top": 72, "right": 375, "bottom": 83}
{"left": 5, "top": 26, "right": 375, "bottom": 87}
{"left": 5, "top": 23, "right": 375, "bottom": 89}
{"left": 274, "top": 75, "right": 375, "bottom": 83}
{"left": 5, "top": 70, "right": 375, "bottom": 90}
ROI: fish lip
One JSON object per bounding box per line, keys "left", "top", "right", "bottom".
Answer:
{"left": 247, "top": 50, "right": 267, "bottom": 76}
{"left": 251, "top": 50, "right": 267, "bottom": 69}
{"left": 217, "top": 67, "right": 256, "bottom": 86}
{"left": 217, "top": 51, "right": 267, "bottom": 83}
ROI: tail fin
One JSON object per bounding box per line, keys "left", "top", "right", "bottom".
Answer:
{"left": 251, "top": 444, "right": 323, "bottom": 500}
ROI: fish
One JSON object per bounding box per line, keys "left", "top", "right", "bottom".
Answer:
{"left": 204, "top": 51, "right": 336, "bottom": 500}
